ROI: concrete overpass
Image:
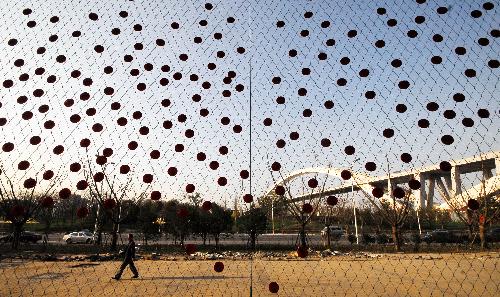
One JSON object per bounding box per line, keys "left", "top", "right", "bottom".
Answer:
{"left": 265, "top": 151, "right": 500, "bottom": 208}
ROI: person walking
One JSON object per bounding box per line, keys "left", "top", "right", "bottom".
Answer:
{"left": 112, "top": 233, "right": 139, "bottom": 280}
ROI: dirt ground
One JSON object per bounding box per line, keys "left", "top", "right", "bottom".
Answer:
{"left": 0, "top": 253, "right": 499, "bottom": 297}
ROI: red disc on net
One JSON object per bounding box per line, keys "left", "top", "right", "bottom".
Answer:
{"left": 93, "top": 172, "right": 104, "bottom": 182}
{"left": 120, "top": 165, "right": 130, "bottom": 174}
{"left": 80, "top": 138, "right": 91, "bottom": 147}
{"left": 76, "top": 206, "right": 89, "bottom": 218}
{"left": 408, "top": 179, "right": 421, "bottom": 190}
{"left": 344, "top": 146, "right": 355, "bottom": 155}
{"left": 197, "top": 152, "right": 206, "bottom": 161}
{"left": 341, "top": 170, "right": 352, "bottom": 180}
{"left": 40, "top": 196, "right": 54, "bottom": 208}
{"left": 103, "top": 148, "right": 113, "bottom": 157}
{"left": 143, "top": 174, "right": 153, "bottom": 183}
{"left": 271, "top": 162, "right": 281, "bottom": 171}
{"left": 243, "top": 194, "right": 253, "bottom": 203}
{"left": 70, "top": 163, "right": 81, "bottom": 172}
{"left": 151, "top": 191, "right": 161, "bottom": 201}
{"left": 372, "top": 187, "right": 384, "bottom": 198}
{"left": 96, "top": 156, "right": 107, "bottom": 165}
{"left": 18, "top": 161, "right": 30, "bottom": 170}
{"left": 167, "top": 167, "right": 178, "bottom": 176}
{"left": 240, "top": 170, "right": 249, "bottom": 179}
{"left": 104, "top": 198, "right": 116, "bottom": 210}
{"left": 150, "top": 150, "right": 160, "bottom": 159}
{"left": 365, "top": 162, "right": 377, "bottom": 171}
{"left": 467, "top": 199, "right": 479, "bottom": 210}
{"left": 214, "top": 261, "right": 224, "bottom": 273}
{"left": 439, "top": 161, "right": 452, "bottom": 171}
{"left": 209, "top": 161, "right": 219, "bottom": 170}
{"left": 59, "top": 188, "right": 71, "bottom": 199}
{"left": 186, "top": 184, "right": 195, "bottom": 193}
{"left": 2, "top": 142, "right": 14, "bottom": 152}
{"left": 185, "top": 244, "right": 196, "bottom": 255}
{"left": 177, "top": 207, "right": 189, "bottom": 218}
{"left": 327, "top": 196, "right": 338, "bottom": 206}
{"left": 128, "top": 141, "right": 138, "bottom": 150}
{"left": 76, "top": 180, "right": 88, "bottom": 190}
{"left": 269, "top": 282, "right": 279, "bottom": 293}
{"left": 275, "top": 186, "right": 286, "bottom": 196}
{"left": 302, "top": 203, "right": 313, "bottom": 213}
{"left": 10, "top": 205, "right": 25, "bottom": 217}
{"left": 24, "top": 178, "right": 36, "bottom": 189}
{"left": 175, "top": 144, "right": 184, "bottom": 152}
{"left": 308, "top": 178, "right": 318, "bottom": 188}
{"left": 202, "top": 201, "right": 212, "bottom": 211}
{"left": 43, "top": 170, "right": 54, "bottom": 180}
{"left": 217, "top": 177, "right": 227, "bottom": 186}
{"left": 53, "top": 145, "right": 65, "bottom": 155}
{"left": 297, "top": 245, "right": 308, "bottom": 258}
{"left": 393, "top": 187, "right": 405, "bottom": 199}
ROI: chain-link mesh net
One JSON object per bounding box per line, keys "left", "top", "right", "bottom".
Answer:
{"left": 0, "top": 0, "right": 498, "bottom": 296}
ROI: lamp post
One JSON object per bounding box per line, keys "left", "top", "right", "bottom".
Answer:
{"left": 352, "top": 158, "right": 360, "bottom": 244}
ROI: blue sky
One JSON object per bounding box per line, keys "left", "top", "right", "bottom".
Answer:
{"left": 0, "top": 0, "right": 498, "bottom": 206}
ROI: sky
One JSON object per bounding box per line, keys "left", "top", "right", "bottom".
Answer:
{"left": 0, "top": 0, "right": 498, "bottom": 207}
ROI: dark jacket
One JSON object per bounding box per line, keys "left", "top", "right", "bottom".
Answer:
{"left": 124, "top": 240, "right": 135, "bottom": 260}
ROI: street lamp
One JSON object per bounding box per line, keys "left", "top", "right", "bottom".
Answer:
{"left": 352, "top": 158, "right": 360, "bottom": 245}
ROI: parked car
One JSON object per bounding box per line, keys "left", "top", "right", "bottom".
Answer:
{"left": 321, "top": 226, "right": 344, "bottom": 240}
{"left": 0, "top": 231, "right": 42, "bottom": 243}
{"left": 62, "top": 231, "right": 95, "bottom": 244}
{"left": 486, "top": 227, "right": 500, "bottom": 242}
{"left": 422, "top": 229, "right": 451, "bottom": 244}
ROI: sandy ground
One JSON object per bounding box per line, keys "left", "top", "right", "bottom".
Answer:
{"left": 0, "top": 253, "right": 499, "bottom": 297}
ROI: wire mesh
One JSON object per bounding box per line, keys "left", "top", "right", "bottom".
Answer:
{"left": 0, "top": 0, "right": 499, "bottom": 296}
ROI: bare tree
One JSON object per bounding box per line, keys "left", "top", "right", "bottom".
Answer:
{"left": 0, "top": 164, "right": 62, "bottom": 249}
{"left": 82, "top": 152, "right": 150, "bottom": 251}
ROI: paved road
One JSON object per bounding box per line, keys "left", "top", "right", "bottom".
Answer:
{"left": 13, "top": 232, "right": 349, "bottom": 247}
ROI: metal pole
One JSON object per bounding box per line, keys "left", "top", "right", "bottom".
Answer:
{"left": 353, "top": 180, "right": 359, "bottom": 245}
{"left": 271, "top": 198, "right": 275, "bottom": 234}
{"left": 416, "top": 208, "right": 422, "bottom": 235}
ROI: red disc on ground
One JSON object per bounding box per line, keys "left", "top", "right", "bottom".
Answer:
{"left": 214, "top": 261, "right": 224, "bottom": 272}
{"left": 269, "top": 282, "right": 279, "bottom": 293}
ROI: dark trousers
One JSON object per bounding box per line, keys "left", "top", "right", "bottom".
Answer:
{"left": 115, "top": 258, "right": 138, "bottom": 278}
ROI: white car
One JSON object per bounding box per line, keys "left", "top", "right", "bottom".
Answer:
{"left": 63, "top": 231, "right": 95, "bottom": 244}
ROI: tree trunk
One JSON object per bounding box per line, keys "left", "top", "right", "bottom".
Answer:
{"left": 299, "top": 224, "right": 307, "bottom": 248}
{"left": 11, "top": 223, "right": 23, "bottom": 250}
{"left": 214, "top": 235, "right": 220, "bottom": 248}
{"left": 326, "top": 225, "right": 331, "bottom": 250}
{"left": 110, "top": 222, "right": 119, "bottom": 251}
{"left": 202, "top": 234, "right": 207, "bottom": 246}
{"left": 467, "top": 224, "right": 474, "bottom": 243}
{"left": 250, "top": 230, "right": 256, "bottom": 250}
{"left": 479, "top": 224, "right": 487, "bottom": 249}
{"left": 391, "top": 225, "right": 400, "bottom": 252}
